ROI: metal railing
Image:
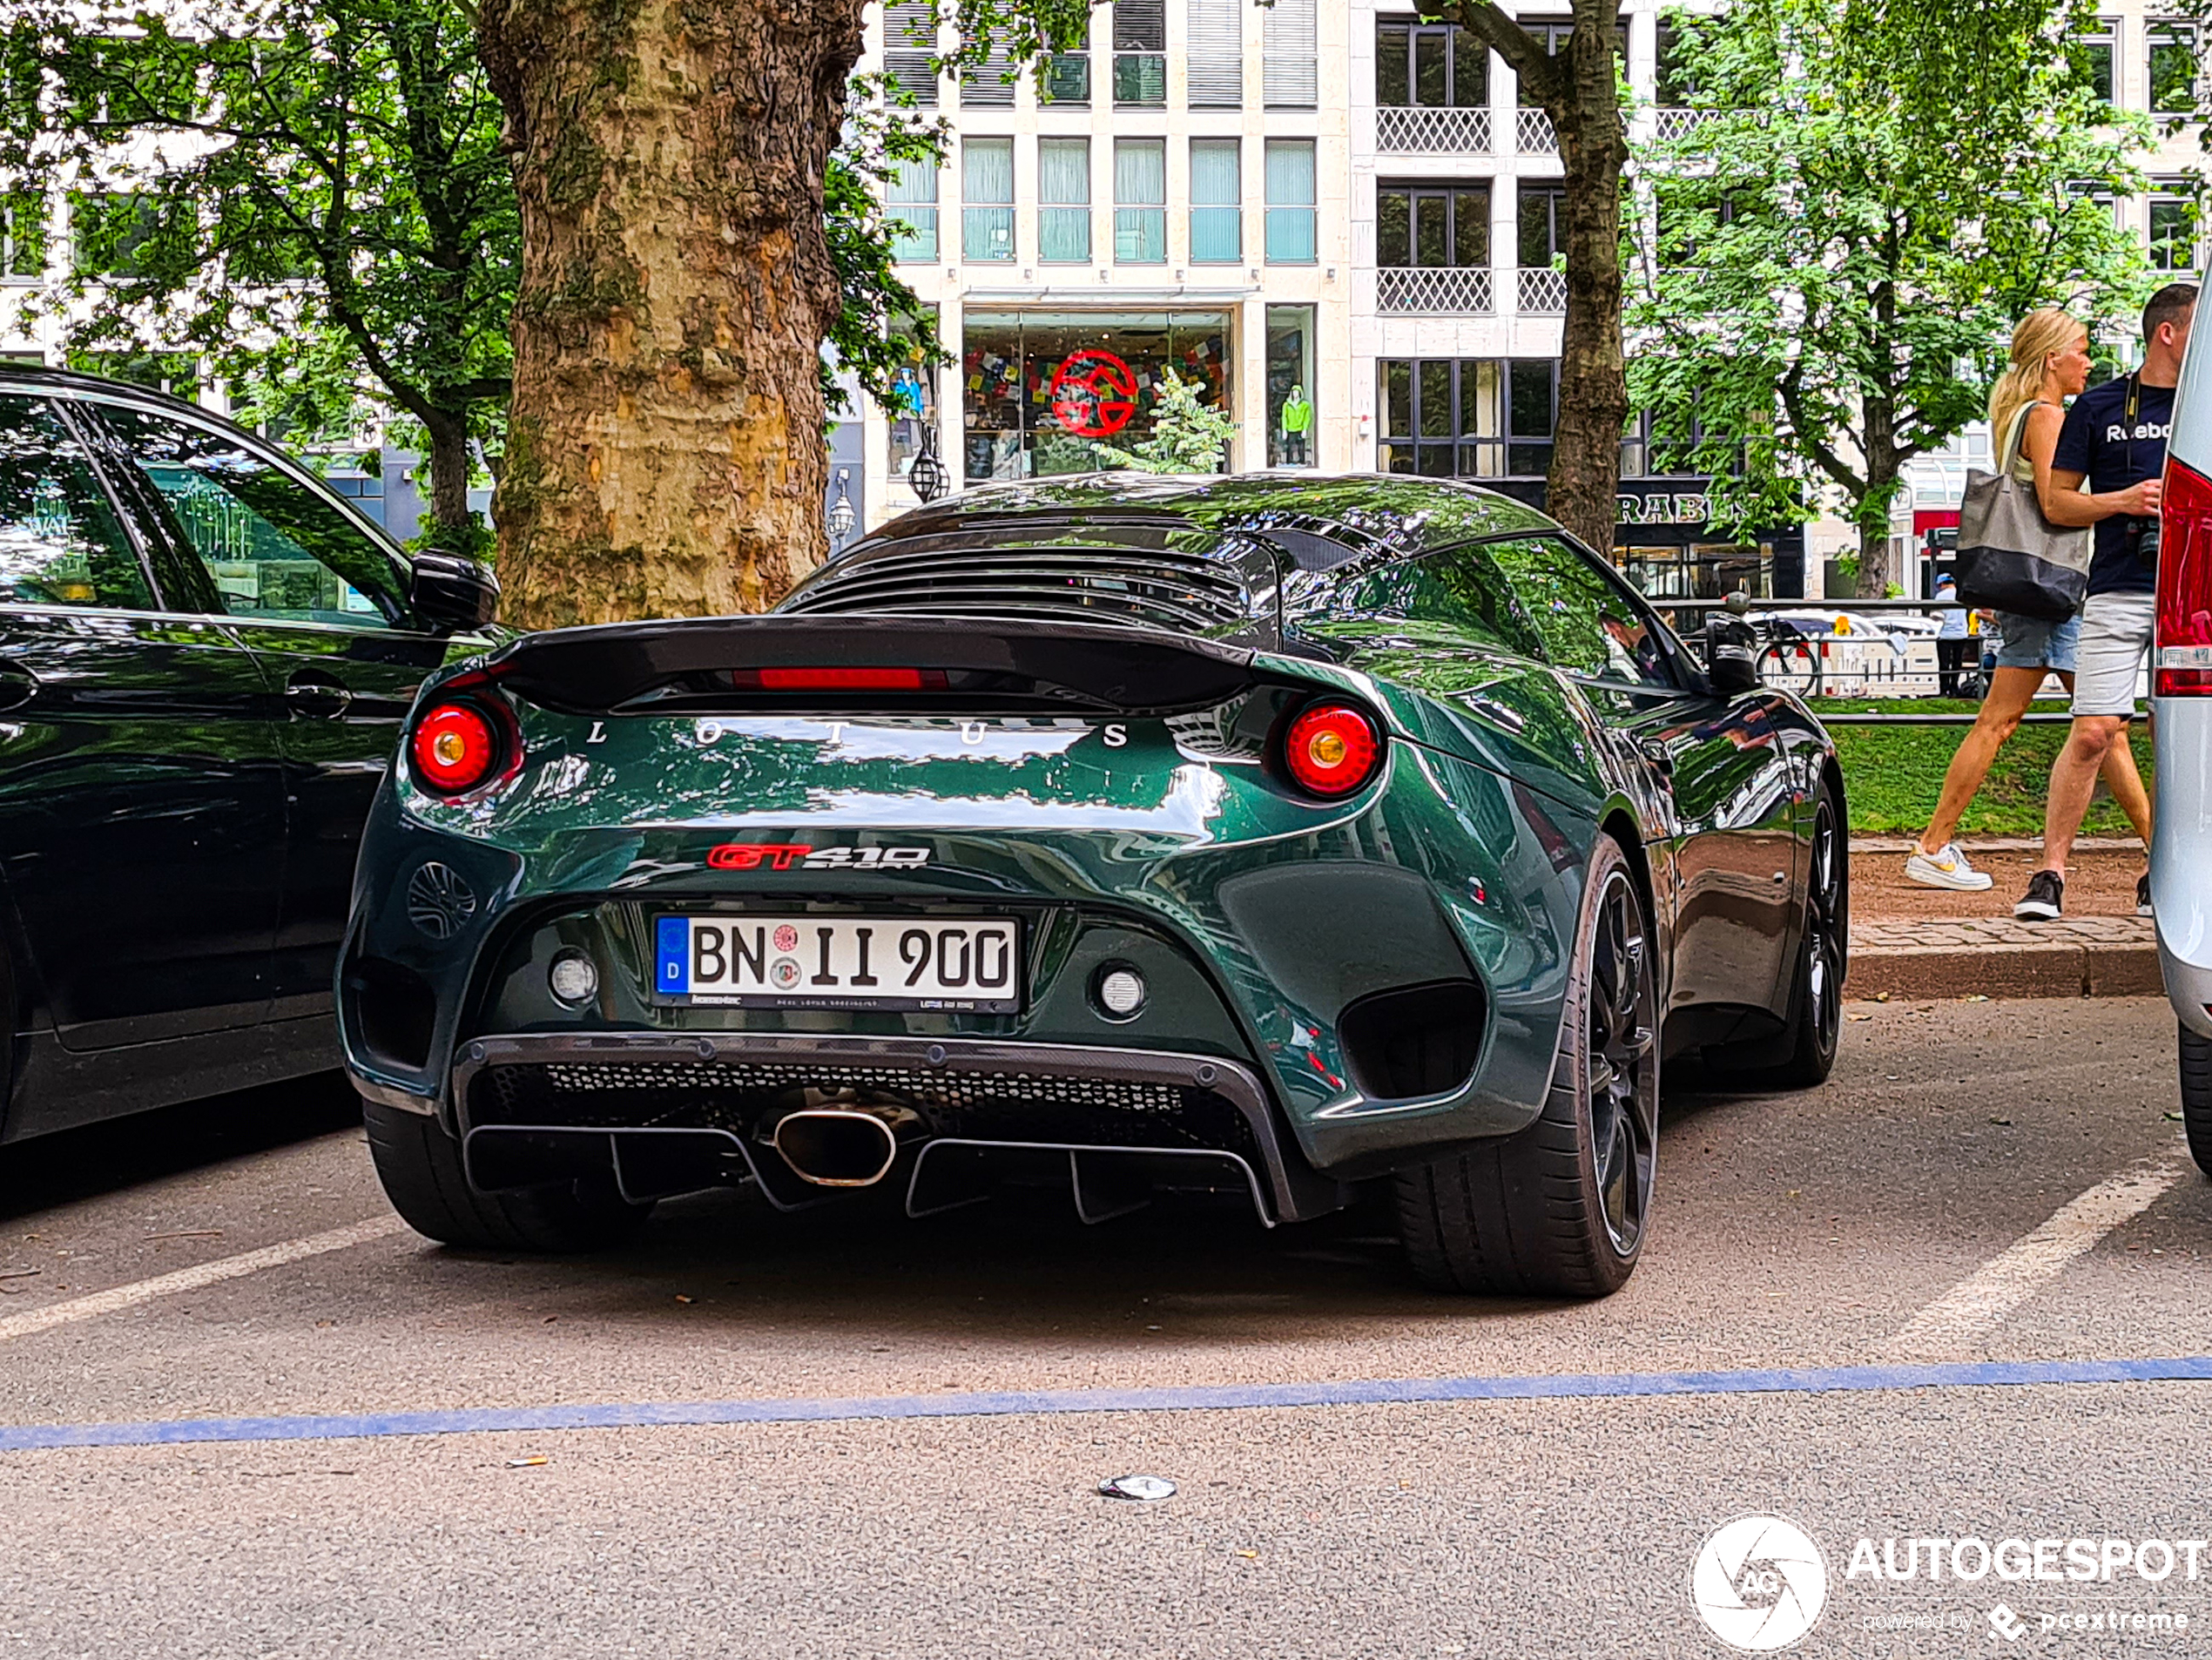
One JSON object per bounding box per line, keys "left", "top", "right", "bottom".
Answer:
{"left": 1376, "top": 105, "right": 1493, "bottom": 153}
{"left": 1377, "top": 265, "right": 1495, "bottom": 314}
{"left": 1648, "top": 597, "right": 2146, "bottom": 720}
{"left": 1516, "top": 266, "right": 1568, "bottom": 313}
{"left": 1515, "top": 108, "right": 1559, "bottom": 153}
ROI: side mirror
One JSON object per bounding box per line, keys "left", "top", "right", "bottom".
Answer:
{"left": 1703, "top": 593, "right": 1762, "bottom": 695}
{"left": 409, "top": 550, "right": 500, "bottom": 634}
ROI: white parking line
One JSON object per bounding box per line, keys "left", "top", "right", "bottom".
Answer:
{"left": 0, "top": 1215, "right": 410, "bottom": 1344}
{"left": 1886, "top": 1159, "right": 2183, "bottom": 1359}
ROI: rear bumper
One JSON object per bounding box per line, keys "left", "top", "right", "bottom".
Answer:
{"left": 2153, "top": 699, "right": 2212, "bottom": 1036}
{"left": 403, "top": 1029, "right": 1350, "bottom": 1225}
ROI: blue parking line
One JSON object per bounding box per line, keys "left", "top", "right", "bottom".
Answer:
{"left": 3, "top": 1355, "right": 2209, "bottom": 1453}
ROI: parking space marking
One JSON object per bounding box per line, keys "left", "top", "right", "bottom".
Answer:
{"left": 0, "top": 1215, "right": 410, "bottom": 1345}
{"left": 1, "top": 1355, "right": 2209, "bottom": 1452}
{"left": 1885, "top": 1158, "right": 2183, "bottom": 1360}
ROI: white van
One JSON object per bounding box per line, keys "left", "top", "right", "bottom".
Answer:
{"left": 2153, "top": 334, "right": 2212, "bottom": 1174}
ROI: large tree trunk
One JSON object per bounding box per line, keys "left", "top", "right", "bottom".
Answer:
{"left": 479, "top": 0, "right": 866, "bottom": 627}
{"left": 1541, "top": 7, "right": 1630, "bottom": 556}
{"left": 1857, "top": 396, "right": 1899, "bottom": 598}
{"left": 421, "top": 407, "right": 475, "bottom": 543}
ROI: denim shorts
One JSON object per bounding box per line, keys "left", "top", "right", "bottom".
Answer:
{"left": 1990, "top": 610, "right": 2080, "bottom": 673}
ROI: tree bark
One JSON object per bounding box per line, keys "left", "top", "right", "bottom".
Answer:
{"left": 1445, "top": 0, "right": 1628, "bottom": 556}
{"left": 479, "top": 0, "right": 866, "bottom": 627}
{"left": 421, "top": 407, "right": 475, "bottom": 543}
{"left": 1543, "top": 14, "right": 1631, "bottom": 557}
{"left": 1857, "top": 395, "right": 1899, "bottom": 599}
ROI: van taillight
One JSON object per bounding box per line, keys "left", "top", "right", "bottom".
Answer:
{"left": 2157, "top": 456, "right": 2212, "bottom": 695}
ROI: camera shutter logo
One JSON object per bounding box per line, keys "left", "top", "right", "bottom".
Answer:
{"left": 1690, "top": 1515, "right": 1828, "bottom": 1651}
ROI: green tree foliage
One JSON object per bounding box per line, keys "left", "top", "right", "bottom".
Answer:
{"left": 0, "top": 0, "right": 515, "bottom": 550}
{"left": 1095, "top": 368, "right": 1237, "bottom": 475}
{"left": 1627, "top": 0, "right": 2150, "bottom": 596}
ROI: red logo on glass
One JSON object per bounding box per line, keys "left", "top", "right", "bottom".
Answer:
{"left": 1049, "top": 350, "right": 1140, "bottom": 439}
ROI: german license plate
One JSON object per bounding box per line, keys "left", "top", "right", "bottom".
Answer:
{"left": 652, "top": 915, "right": 1022, "bottom": 1011}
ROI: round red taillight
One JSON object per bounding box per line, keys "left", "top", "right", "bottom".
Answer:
{"left": 409, "top": 702, "right": 502, "bottom": 796}
{"left": 1281, "top": 703, "right": 1381, "bottom": 798}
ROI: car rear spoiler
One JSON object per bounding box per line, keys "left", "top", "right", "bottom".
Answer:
{"left": 470, "top": 615, "right": 1264, "bottom": 717}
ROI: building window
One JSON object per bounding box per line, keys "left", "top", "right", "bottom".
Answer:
{"left": 1264, "top": 139, "right": 1317, "bottom": 263}
{"left": 1113, "top": 138, "right": 1166, "bottom": 263}
{"left": 1375, "top": 20, "right": 1487, "bottom": 108}
{"left": 1190, "top": 139, "right": 1242, "bottom": 263}
{"left": 1039, "top": 138, "right": 1091, "bottom": 263}
{"left": 2149, "top": 20, "right": 2197, "bottom": 114}
{"left": 962, "top": 309, "right": 1231, "bottom": 482}
{"left": 2081, "top": 17, "right": 2118, "bottom": 105}
{"left": 961, "top": 138, "right": 1015, "bottom": 263}
{"left": 1263, "top": 0, "right": 1318, "bottom": 108}
{"left": 1188, "top": 0, "right": 1243, "bottom": 109}
{"left": 887, "top": 158, "right": 940, "bottom": 264}
{"left": 1518, "top": 183, "right": 1563, "bottom": 267}
{"left": 1, "top": 193, "right": 46, "bottom": 280}
{"left": 2151, "top": 188, "right": 2199, "bottom": 272}
{"left": 1379, "top": 183, "right": 1490, "bottom": 268}
{"left": 1379, "top": 358, "right": 1554, "bottom": 477}
{"left": 1267, "top": 305, "right": 1316, "bottom": 467}
{"left": 960, "top": 36, "right": 1016, "bottom": 108}
{"left": 1654, "top": 18, "right": 1697, "bottom": 106}
{"left": 1113, "top": 0, "right": 1166, "bottom": 107}
{"left": 69, "top": 193, "right": 161, "bottom": 279}
{"left": 882, "top": 0, "right": 937, "bottom": 108}
{"left": 1041, "top": 17, "right": 1090, "bottom": 105}
{"left": 887, "top": 308, "right": 939, "bottom": 486}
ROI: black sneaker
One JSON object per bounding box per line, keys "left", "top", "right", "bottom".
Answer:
{"left": 2014, "top": 870, "right": 2064, "bottom": 921}
{"left": 2138, "top": 872, "right": 2154, "bottom": 917}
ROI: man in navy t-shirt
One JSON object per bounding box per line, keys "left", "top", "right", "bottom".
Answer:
{"left": 2015, "top": 282, "right": 2197, "bottom": 921}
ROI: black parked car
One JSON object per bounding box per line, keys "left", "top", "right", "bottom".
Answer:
{"left": 0, "top": 368, "right": 496, "bottom": 1142}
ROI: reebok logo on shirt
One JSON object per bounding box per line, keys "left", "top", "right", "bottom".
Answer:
{"left": 2105, "top": 420, "right": 2171, "bottom": 442}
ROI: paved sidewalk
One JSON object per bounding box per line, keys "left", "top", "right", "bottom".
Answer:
{"left": 1847, "top": 913, "right": 2158, "bottom": 1001}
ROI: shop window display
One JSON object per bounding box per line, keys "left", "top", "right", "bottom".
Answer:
{"left": 961, "top": 311, "right": 1231, "bottom": 482}
{"left": 1266, "top": 306, "right": 1315, "bottom": 467}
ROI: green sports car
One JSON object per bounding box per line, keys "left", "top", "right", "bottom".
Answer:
{"left": 340, "top": 476, "right": 1844, "bottom": 1297}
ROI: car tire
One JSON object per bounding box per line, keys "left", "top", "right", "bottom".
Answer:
{"left": 361, "top": 1097, "right": 652, "bottom": 1252}
{"left": 1719, "top": 780, "right": 1847, "bottom": 1090}
{"left": 2180, "top": 1026, "right": 2212, "bottom": 1178}
{"left": 1393, "top": 833, "right": 1658, "bottom": 1299}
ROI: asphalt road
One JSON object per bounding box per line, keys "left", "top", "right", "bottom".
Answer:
{"left": 0, "top": 997, "right": 2205, "bottom": 1658}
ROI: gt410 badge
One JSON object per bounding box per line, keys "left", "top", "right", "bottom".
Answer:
{"left": 708, "top": 843, "right": 931, "bottom": 871}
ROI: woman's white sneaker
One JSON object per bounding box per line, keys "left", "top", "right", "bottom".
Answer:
{"left": 1904, "top": 842, "right": 1995, "bottom": 891}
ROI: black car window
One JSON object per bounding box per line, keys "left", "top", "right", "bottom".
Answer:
{"left": 92, "top": 402, "right": 407, "bottom": 630}
{"left": 0, "top": 395, "right": 155, "bottom": 611}
{"left": 1484, "top": 534, "right": 1678, "bottom": 690}
{"left": 1328, "top": 542, "right": 1547, "bottom": 658}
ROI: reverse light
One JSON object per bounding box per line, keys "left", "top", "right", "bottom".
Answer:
{"left": 2157, "top": 456, "right": 2212, "bottom": 696}
{"left": 409, "top": 701, "right": 504, "bottom": 796}
{"left": 1281, "top": 703, "right": 1382, "bottom": 799}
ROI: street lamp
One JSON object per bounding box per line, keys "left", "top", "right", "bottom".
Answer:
{"left": 826, "top": 469, "right": 856, "bottom": 544}
{"left": 907, "top": 427, "right": 948, "bottom": 503}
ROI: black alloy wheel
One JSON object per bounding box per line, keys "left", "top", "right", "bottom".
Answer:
{"left": 1586, "top": 866, "right": 1660, "bottom": 1258}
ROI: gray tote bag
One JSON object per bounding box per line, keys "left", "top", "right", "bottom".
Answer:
{"left": 1953, "top": 402, "right": 2091, "bottom": 622}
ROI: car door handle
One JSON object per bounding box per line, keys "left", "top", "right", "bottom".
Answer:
{"left": 0, "top": 664, "right": 37, "bottom": 713}
{"left": 284, "top": 678, "right": 354, "bottom": 719}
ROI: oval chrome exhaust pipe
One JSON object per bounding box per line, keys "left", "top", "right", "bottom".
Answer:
{"left": 772, "top": 1108, "right": 901, "bottom": 1187}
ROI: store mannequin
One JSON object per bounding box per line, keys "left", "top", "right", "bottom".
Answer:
{"left": 1281, "top": 384, "right": 1312, "bottom": 465}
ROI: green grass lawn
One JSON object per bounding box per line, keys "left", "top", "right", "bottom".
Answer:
{"left": 1807, "top": 699, "right": 2154, "bottom": 838}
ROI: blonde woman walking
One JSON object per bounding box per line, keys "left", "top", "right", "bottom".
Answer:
{"left": 1905, "top": 308, "right": 2153, "bottom": 890}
